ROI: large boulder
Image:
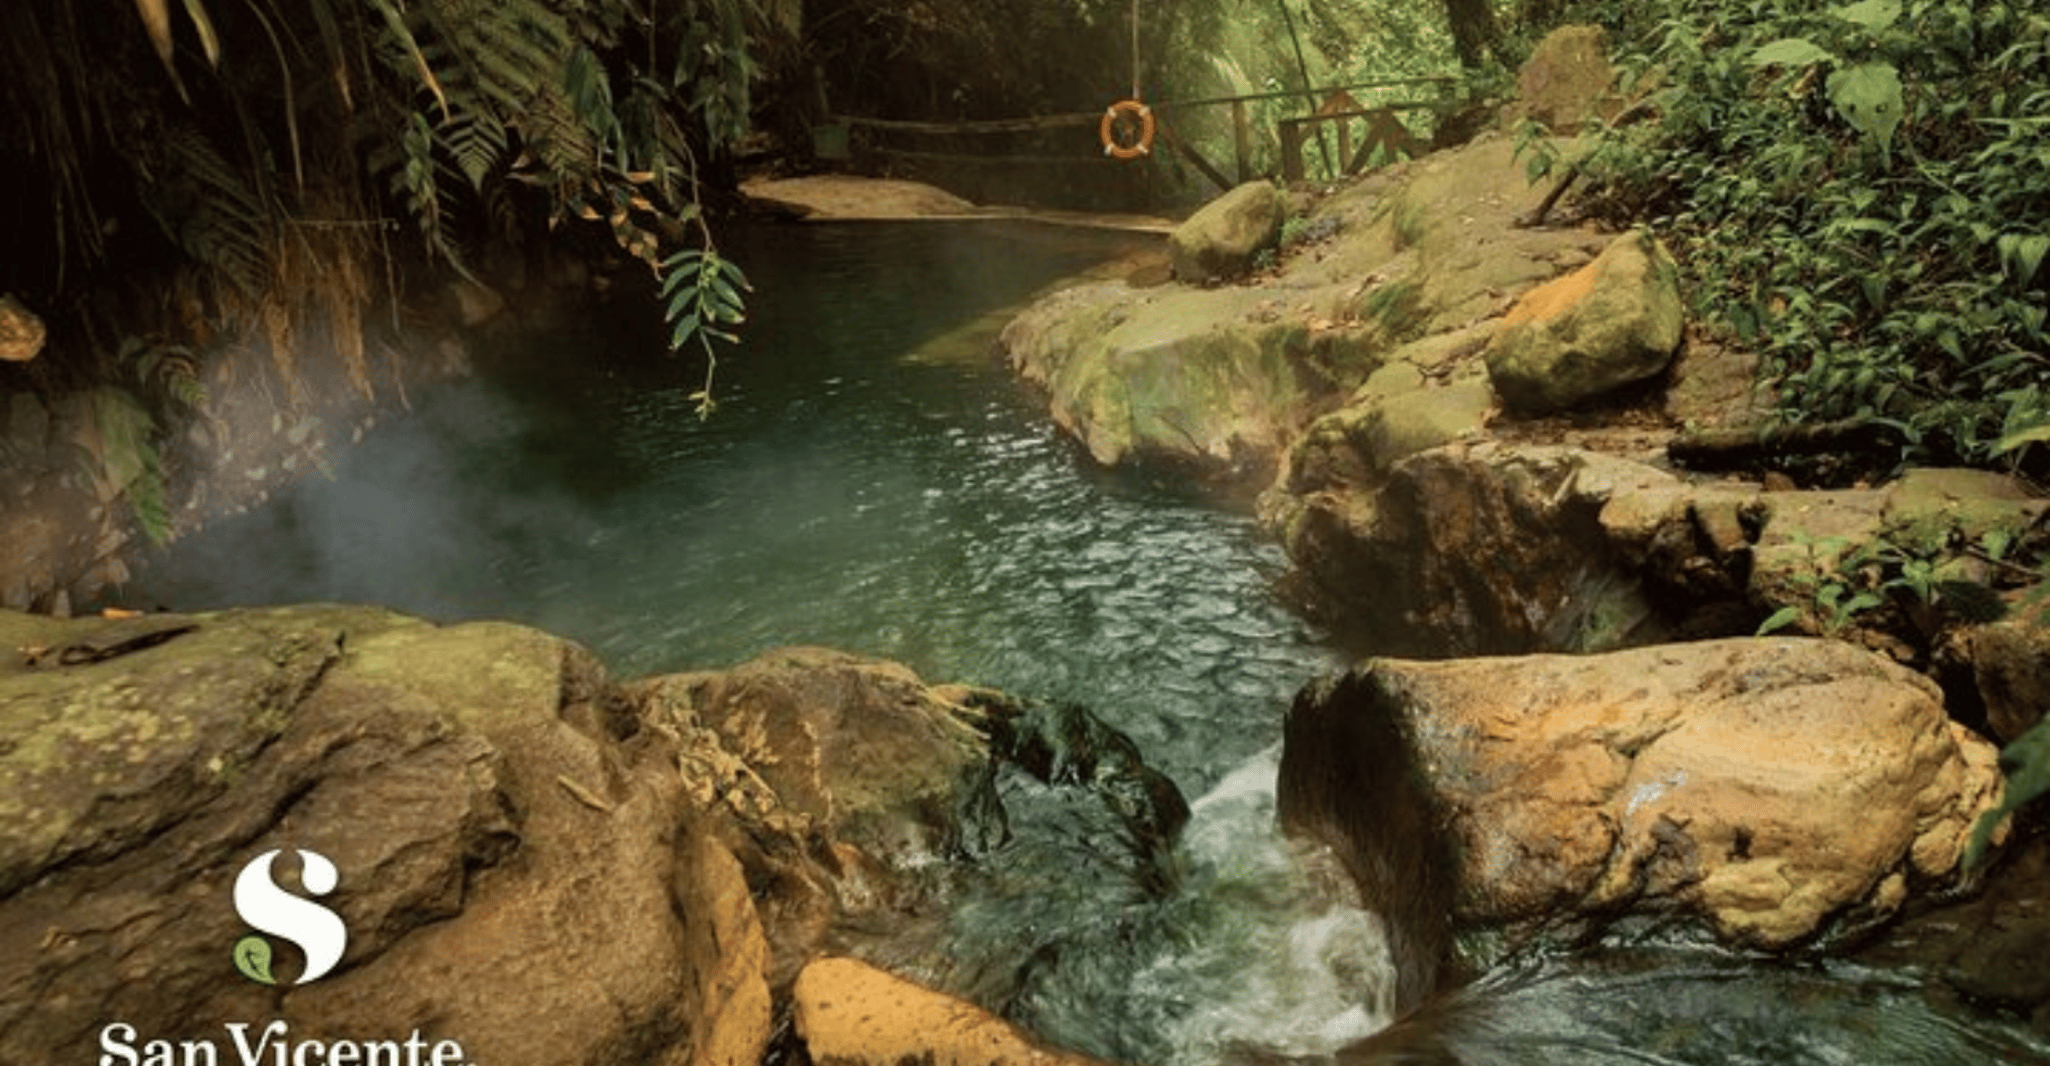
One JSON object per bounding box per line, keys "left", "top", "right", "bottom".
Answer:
{"left": 1001, "top": 280, "right": 1322, "bottom": 482}
{"left": 0, "top": 605, "right": 773, "bottom": 1066}
{"left": 1001, "top": 136, "right": 1610, "bottom": 482}
{"left": 1483, "top": 228, "right": 1684, "bottom": 413}
{"left": 629, "top": 648, "right": 996, "bottom": 980}
{"left": 793, "top": 957, "right": 1112, "bottom": 1066}
{"left": 1168, "top": 181, "right": 1285, "bottom": 282}
{"left": 1281, "top": 637, "right": 2007, "bottom": 950}
{"left": 0, "top": 607, "right": 1013, "bottom": 1066}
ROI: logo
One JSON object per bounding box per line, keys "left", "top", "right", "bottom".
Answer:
{"left": 231, "top": 849, "right": 346, "bottom": 985}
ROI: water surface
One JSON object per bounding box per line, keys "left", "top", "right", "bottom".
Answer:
{"left": 129, "top": 221, "right": 2048, "bottom": 1066}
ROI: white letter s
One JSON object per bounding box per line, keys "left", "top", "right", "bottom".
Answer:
{"left": 234, "top": 850, "right": 347, "bottom": 984}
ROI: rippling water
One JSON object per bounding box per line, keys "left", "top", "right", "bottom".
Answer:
{"left": 130, "top": 222, "right": 2048, "bottom": 1066}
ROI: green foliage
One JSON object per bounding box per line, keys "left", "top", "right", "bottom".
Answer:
{"left": 1966, "top": 716, "right": 2050, "bottom": 873}
{"left": 1568, "top": 0, "right": 2050, "bottom": 469}
{"left": 1755, "top": 525, "right": 2018, "bottom": 639}
{"left": 660, "top": 246, "right": 752, "bottom": 420}
{"left": 8, "top": 0, "right": 762, "bottom": 407}
{"left": 87, "top": 388, "right": 173, "bottom": 546}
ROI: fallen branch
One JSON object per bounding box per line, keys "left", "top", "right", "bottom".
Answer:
{"left": 1666, "top": 417, "right": 1904, "bottom": 470}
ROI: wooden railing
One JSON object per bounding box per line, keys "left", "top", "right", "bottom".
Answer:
{"left": 825, "top": 76, "right": 1463, "bottom": 195}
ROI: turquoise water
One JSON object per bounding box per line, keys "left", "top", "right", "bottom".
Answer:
{"left": 130, "top": 222, "right": 2047, "bottom": 1066}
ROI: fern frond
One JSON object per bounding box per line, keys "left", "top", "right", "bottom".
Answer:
{"left": 143, "top": 129, "right": 276, "bottom": 300}
{"left": 441, "top": 108, "right": 507, "bottom": 191}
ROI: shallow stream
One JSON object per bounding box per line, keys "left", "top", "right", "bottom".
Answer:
{"left": 130, "top": 222, "right": 2045, "bottom": 1066}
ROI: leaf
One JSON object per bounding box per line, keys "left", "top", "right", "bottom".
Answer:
{"left": 180, "top": 0, "right": 221, "bottom": 67}
{"left": 365, "top": 0, "right": 448, "bottom": 120}
{"left": 233, "top": 935, "right": 276, "bottom": 985}
{"left": 1997, "top": 232, "right": 2050, "bottom": 288}
{"left": 1750, "top": 38, "right": 1836, "bottom": 68}
{"left": 1829, "top": 0, "right": 1901, "bottom": 30}
{"left": 1828, "top": 63, "right": 1906, "bottom": 156}
{"left": 132, "top": 0, "right": 193, "bottom": 102}
{"left": 1756, "top": 605, "right": 1803, "bottom": 635}
{"left": 1993, "top": 423, "right": 2050, "bottom": 455}
{"left": 133, "top": 0, "right": 175, "bottom": 71}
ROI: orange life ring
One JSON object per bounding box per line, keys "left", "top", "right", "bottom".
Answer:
{"left": 1100, "top": 100, "right": 1155, "bottom": 159}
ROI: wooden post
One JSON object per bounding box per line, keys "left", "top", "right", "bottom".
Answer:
{"left": 1335, "top": 118, "right": 1352, "bottom": 176}
{"left": 1280, "top": 119, "right": 1304, "bottom": 183}
{"left": 1231, "top": 98, "right": 1252, "bottom": 183}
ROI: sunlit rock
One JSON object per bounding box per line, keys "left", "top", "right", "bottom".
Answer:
{"left": 794, "top": 956, "right": 1112, "bottom": 1066}
{"left": 1281, "top": 637, "right": 2007, "bottom": 950}
{"left": 0, "top": 294, "right": 46, "bottom": 362}
{"left": 1483, "top": 228, "right": 1684, "bottom": 413}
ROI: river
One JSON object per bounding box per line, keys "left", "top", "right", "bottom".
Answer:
{"left": 128, "top": 221, "right": 2046, "bottom": 1066}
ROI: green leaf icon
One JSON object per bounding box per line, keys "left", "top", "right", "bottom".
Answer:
{"left": 234, "top": 935, "right": 276, "bottom": 985}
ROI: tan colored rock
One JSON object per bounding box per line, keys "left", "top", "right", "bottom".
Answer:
{"left": 0, "top": 294, "right": 46, "bottom": 362}
{"left": 1001, "top": 135, "right": 1607, "bottom": 483}
{"left": 739, "top": 176, "right": 976, "bottom": 219}
{"left": 0, "top": 606, "right": 773, "bottom": 1066}
{"left": 629, "top": 648, "right": 999, "bottom": 986}
{"left": 1285, "top": 637, "right": 2006, "bottom": 948}
{"left": 644, "top": 647, "right": 986, "bottom": 864}
{"left": 1483, "top": 228, "right": 1684, "bottom": 413}
{"left": 794, "top": 957, "right": 1110, "bottom": 1066}
{"left": 1269, "top": 440, "right": 1680, "bottom": 655}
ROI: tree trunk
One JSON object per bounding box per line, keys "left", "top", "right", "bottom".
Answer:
{"left": 1442, "top": 0, "right": 1502, "bottom": 69}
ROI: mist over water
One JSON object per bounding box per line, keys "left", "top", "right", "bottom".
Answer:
{"left": 133, "top": 222, "right": 1336, "bottom": 793}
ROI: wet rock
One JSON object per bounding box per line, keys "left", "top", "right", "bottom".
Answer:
{"left": 1270, "top": 440, "right": 1679, "bottom": 655}
{"left": 628, "top": 648, "right": 999, "bottom": 984}
{"left": 638, "top": 647, "right": 986, "bottom": 868}
{"left": 793, "top": 956, "right": 1112, "bottom": 1066}
{"left": 1483, "top": 229, "right": 1684, "bottom": 414}
{"left": 0, "top": 605, "right": 772, "bottom": 1066}
{"left": 1860, "top": 833, "right": 2050, "bottom": 1030}
{"left": 1278, "top": 672, "right": 1459, "bottom": 1015}
{"left": 1282, "top": 638, "right": 2007, "bottom": 949}
{"left": 1168, "top": 180, "right": 1285, "bottom": 282}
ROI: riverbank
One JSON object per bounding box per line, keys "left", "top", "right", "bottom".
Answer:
{"left": 994, "top": 22, "right": 2050, "bottom": 1047}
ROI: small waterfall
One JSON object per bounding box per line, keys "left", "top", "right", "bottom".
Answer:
{"left": 943, "top": 742, "right": 1402, "bottom": 1066}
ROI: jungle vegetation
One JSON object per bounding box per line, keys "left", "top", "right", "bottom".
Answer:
{"left": 1, "top": 0, "right": 2045, "bottom": 544}
{"left": 1561, "top": 0, "right": 2050, "bottom": 473}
